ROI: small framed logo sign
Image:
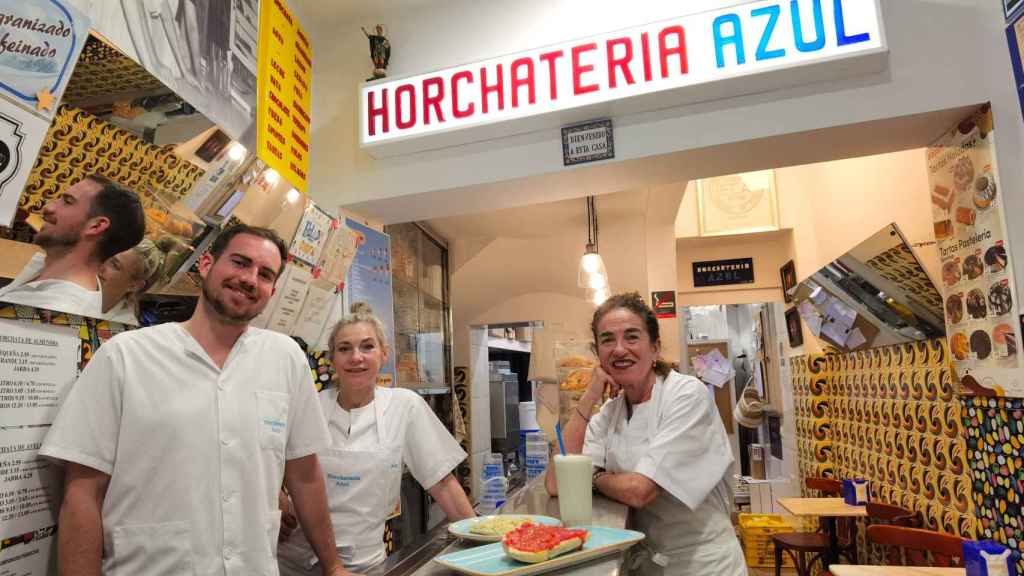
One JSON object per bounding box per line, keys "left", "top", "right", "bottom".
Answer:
{"left": 562, "top": 119, "right": 614, "bottom": 166}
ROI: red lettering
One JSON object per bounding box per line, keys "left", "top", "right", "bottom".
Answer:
{"left": 539, "top": 50, "right": 563, "bottom": 100}
{"left": 367, "top": 89, "right": 389, "bottom": 136}
{"left": 606, "top": 37, "right": 635, "bottom": 89}
{"left": 272, "top": 27, "right": 284, "bottom": 45}
{"left": 291, "top": 130, "right": 308, "bottom": 151}
{"left": 293, "top": 101, "right": 310, "bottom": 125}
{"left": 572, "top": 43, "right": 599, "bottom": 95}
{"left": 292, "top": 115, "right": 307, "bottom": 132}
{"left": 297, "top": 28, "right": 310, "bottom": 49}
{"left": 270, "top": 75, "right": 282, "bottom": 91}
{"left": 658, "top": 25, "right": 688, "bottom": 78}
{"left": 480, "top": 64, "right": 504, "bottom": 114}
{"left": 295, "top": 43, "right": 312, "bottom": 68}
{"left": 422, "top": 77, "right": 445, "bottom": 125}
{"left": 272, "top": 0, "right": 293, "bottom": 25}
{"left": 395, "top": 84, "right": 417, "bottom": 130}
{"left": 267, "top": 140, "right": 283, "bottom": 160}
{"left": 293, "top": 54, "right": 307, "bottom": 75}
{"left": 451, "top": 70, "right": 474, "bottom": 119}
{"left": 269, "top": 91, "right": 290, "bottom": 116}
{"left": 641, "top": 32, "right": 653, "bottom": 82}
{"left": 510, "top": 57, "right": 535, "bottom": 108}
{"left": 269, "top": 107, "right": 282, "bottom": 125}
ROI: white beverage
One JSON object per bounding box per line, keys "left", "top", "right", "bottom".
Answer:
{"left": 554, "top": 454, "right": 593, "bottom": 526}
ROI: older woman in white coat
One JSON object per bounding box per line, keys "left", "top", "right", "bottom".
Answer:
{"left": 545, "top": 292, "right": 746, "bottom": 576}
{"left": 278, "top": 303, "right": 475, "bottom": 576}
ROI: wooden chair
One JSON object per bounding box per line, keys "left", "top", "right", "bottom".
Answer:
{"left": 771, "top": 478, "right": 857, "bottom": 576}
{"left": 864, "top": 502, "right": 919, "bottom": 528}
{"left": 866, "top": 525, "right": 967, "bottom": 567}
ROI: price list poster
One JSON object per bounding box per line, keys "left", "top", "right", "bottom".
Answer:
{"left": 256, "top": 0, "right": 312, "bottom": 193}
{"left": 928, "top": 108, "right": 1024, "bottom": 397}
{"left": 0, "top": 320, "right": 80, "bottom": 575}
{"left": 343, "top": 219, "right": 396, "bottom": 387}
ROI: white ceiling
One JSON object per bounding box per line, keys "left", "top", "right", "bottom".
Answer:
{"left": 292, "top": 0, "right": 432, "bottom": 27}
{"left": 427, "top": 186, "right": 652, "bottom": 240}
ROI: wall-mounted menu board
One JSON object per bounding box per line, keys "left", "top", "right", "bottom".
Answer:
{"left": 928, "top": 107, "right": 1024, "bottom": 397}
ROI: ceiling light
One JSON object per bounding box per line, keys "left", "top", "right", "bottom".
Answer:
{"left": 587, "top": 272, "right": 607, "bottom": 290}
{"left": 227, "top": 142, "right": 246, "bottom": 161}
{"left": 578, "top": 196, "right": 609, "bottom": 303}
{"left": 286, "top": 188, "right": 301, "bottom": 203}
{"left": 264, "top": 168, "right": 280, "bottom": 186}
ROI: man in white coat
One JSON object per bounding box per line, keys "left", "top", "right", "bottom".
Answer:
{"left": 41, "top": 224, "right": 349, "bottom": 576}
{"left": 0, "top": 175, "right": 145, "bottom": 318}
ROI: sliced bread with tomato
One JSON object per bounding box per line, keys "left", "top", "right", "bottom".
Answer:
{"left": 502, "top": 522, "right": 589, "bottom": 563}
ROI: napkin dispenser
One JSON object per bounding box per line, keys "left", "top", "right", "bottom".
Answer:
{"left": 963, "top": 540, "right": 1018, "bottom": 576}
{"left": 841, "top": 479, "right": 870, "bottom": 506}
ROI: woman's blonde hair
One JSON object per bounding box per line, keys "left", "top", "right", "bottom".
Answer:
{"left": 328, "top": 301, "right": 389, "bottom": 354}
{"left": 132, "top": 239, "right": 167, "bottom": 294}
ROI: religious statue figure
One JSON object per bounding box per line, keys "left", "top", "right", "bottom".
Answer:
{"left": 362, "top": 25, "right": 391, "bottom": 80}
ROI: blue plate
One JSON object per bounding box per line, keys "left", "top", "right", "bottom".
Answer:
{"left": 435, "top": 525, "right": 645, "bottom": 576}
{"left": 448, "top": 514, "right": 561, "bottom": 543}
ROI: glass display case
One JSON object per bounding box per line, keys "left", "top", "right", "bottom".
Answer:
{"left": 386, "top": 222, "right": 453, "bottom": 396}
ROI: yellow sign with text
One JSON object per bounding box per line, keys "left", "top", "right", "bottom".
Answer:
{"left": 257, "top": 0, "right": 312, "bottom": 193}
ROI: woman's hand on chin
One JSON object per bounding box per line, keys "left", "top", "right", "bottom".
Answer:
{"left": 587, "top": 366, "right": 620, "bottom": 404}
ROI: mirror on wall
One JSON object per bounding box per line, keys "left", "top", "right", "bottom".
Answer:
{"left": 793, "top": 223, "right": 945, "bottom": 352}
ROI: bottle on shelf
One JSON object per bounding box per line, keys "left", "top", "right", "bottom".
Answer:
{"left": 478, "top": 453, "right": 506, "bottom": 514}
{"left": 525, "top": 431, "right": 549, "bottom": 482}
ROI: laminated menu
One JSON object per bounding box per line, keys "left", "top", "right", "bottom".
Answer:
{"left": 928, "top": 108, "right": 1024, "bottom": 397}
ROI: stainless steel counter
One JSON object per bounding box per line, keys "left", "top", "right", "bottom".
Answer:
{"left": 369, "top": 477, "right": 632, "bottom": 576}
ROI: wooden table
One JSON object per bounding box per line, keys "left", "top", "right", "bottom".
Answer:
{"left": 778, "top": 498, "right": 867, "bottom": 566}
{"left": 830, "top": 566, "right": 965, "bottom": 575}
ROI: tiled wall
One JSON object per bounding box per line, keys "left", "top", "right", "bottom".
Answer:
{"left": 962, "top": 396, "right": 1024, "bottom": 561}
{"left": 793, "top": 340, "right": 974, "bottom": 536}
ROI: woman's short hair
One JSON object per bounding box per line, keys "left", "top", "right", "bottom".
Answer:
{"left": 328, "top": 301, "right": 390, "bottom": 354}
{"left": 131, "top": 239, "right": 167, "bottom": 294}
{"left": 590, "top": 291, "right": 671, "bottom": 377}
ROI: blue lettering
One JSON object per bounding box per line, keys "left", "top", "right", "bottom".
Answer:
{"left": 791, "top": 0, "right": 826, "bottom": 52}
{"left": 713, "top": 13, "right": 745, "bottom": 68}
{"left": 834, "top": 0, "right": 870, "bottom": 46}
{"left": 752, "top": 5, "right": 785, "bottom": 60}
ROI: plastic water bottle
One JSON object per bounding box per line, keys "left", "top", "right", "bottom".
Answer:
{"left": 525, "top": 431, "right": 549, "bottom": 482}
{"left": 479, "top": 453, "right": 506, "bottom": 514}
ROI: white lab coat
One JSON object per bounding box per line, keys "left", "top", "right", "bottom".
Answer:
{"left": 583, "top": 370, "right": 747, "bottom": 576}
{"left": 278, "top": 387, "right": 466, "bottom": 575}
{"left": 0, "top": 253, "right": 103, "bottom": 318}
{"left": 40, "top": 323, "right": 331, "bottom": 576}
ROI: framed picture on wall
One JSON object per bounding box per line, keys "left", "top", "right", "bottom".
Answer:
{"left": 780, "top": 260, "right": 797, "bottom": 303}
{"left": 785, "top": 306, "right": 803, "bottom": 348}
{"left": 697, "top": 169, "right": 779, "bottom": 237}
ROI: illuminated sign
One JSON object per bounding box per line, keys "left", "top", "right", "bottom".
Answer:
{"left": 359, "top": 0, "right": 885, "bottom": 156}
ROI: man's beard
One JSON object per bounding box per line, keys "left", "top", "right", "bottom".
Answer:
{"left": 35, "top": 224, "right": 81, "bottom": 252}
{"left": 201, "top": 280, "right": 261, "bottom": 325}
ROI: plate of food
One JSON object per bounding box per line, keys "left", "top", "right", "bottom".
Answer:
{"left": 435, "top": 524, "right": 645, "bottom": 576}
{"left": 942, "top": 259, "right": 962, "bottom": 287}
{"left": 449, "top": 515, "right": 562, "bottom": 543}
{"left": 966, "top": 289, "right": 987, "bottom": 320}
{"left": 985, "top": 244, "right": 1007, "bottom": 273}
{"left": 951, "top": 332, "right": 969, "bottom": 361}
{"left": 945, "top": 294, "right": 963, "bottom": 324}
{"left": 962, "top": 255, "right": 984, "bottom": 280}
{"left": 973, "top": 172, "right": 997, "bottom": 210}
{"left": 988, "top": 281, "right": 1013, "bottom": 316}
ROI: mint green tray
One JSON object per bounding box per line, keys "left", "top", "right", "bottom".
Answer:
{"left": 433, "top": 526, "right": 644, "bottom": 576}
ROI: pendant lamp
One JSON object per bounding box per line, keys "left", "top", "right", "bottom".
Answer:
{"left": 578, "top": 196, "right": 609, "bottom": 305}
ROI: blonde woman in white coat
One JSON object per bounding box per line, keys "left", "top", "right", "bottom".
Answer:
{"left": 278, "top": 303, "right": 475, "bottom": 576}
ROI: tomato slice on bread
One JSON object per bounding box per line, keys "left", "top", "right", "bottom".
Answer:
{"left": 502, "top": 523, "right": 590, "bottom": 563}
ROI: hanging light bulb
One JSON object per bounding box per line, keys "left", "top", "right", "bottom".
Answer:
{"left": 587, "top": 271, "right": 608, "bottom": 290}
{"left": 264, "top": 168, "right": 280, "bottom": 186}
{"left": 581, "top": 250, "right": 603, "bottom": 274}
{"left": 227, "top": 142, "right": 247, "bottom": 161}
{"left": 286, "top": 188, "right": 301, "bottom": 203}
{"left": 578, "top": 196, "right": 609, "bottom": 298}
{"left": 591, "top": 286, "right": 610, "bottom": 306}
